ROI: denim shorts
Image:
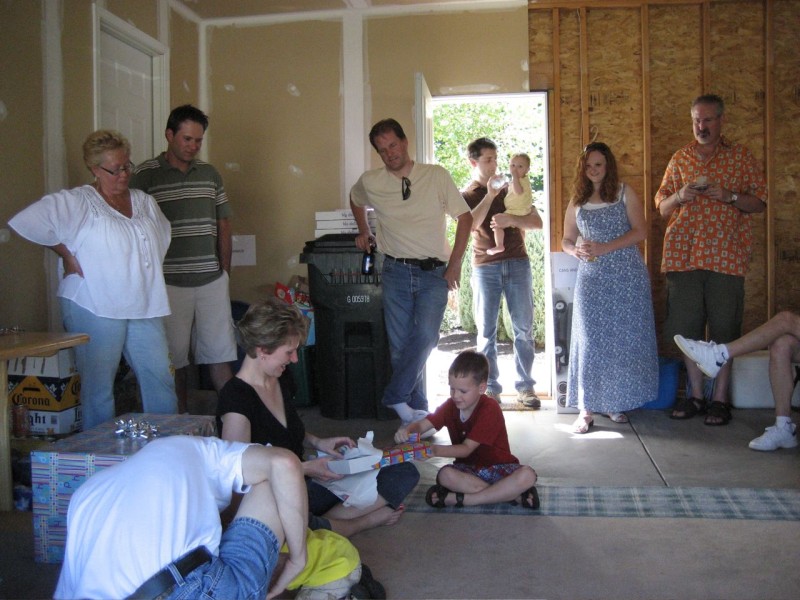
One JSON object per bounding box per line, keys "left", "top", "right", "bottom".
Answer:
{"left": 166, "top": 517, "right": 279, "bottom": 600}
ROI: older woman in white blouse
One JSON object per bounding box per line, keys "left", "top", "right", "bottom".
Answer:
{"left": 9, "top": 130, "right": 177, "bottom": 429}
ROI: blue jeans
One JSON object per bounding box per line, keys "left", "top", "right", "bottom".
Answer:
{"left": 167, "top": 517, "right": 279, "bottom": 600}
{"left": 60, "top": 298, "right": 178, "bottom": 430}
{"left": 380, "top": 258, "right": 449, "bottom": 411}
{"left": 471, "top": 258, "right": 535, "bottom": 393}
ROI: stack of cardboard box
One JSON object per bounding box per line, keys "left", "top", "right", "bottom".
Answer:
{"left": 7, "top": 349, "right": 81, "bottom": 436}
{"left": 315, "top": 209, "right": 376, "bottom": 238}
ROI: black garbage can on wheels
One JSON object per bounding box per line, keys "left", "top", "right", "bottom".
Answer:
{"left": 300, "top": 234, "right": 394, "bottom": 420}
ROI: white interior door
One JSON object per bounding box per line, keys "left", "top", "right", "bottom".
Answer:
{"left": 94, "top": 6, "right": 169, "bottom": 162}
{"left": 99, "top": 31, "right": 153, "bottom": 165}
{"left": 414, "top": 72, "right": 433, "bottom": 164}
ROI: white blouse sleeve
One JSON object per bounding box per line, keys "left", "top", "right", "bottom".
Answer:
{"left": 8, "top": 188, "right": 88, "bottom": 249}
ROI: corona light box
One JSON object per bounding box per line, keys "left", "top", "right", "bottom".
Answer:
{"left": 7, "top": 349, "right": 82, "bottom": 435}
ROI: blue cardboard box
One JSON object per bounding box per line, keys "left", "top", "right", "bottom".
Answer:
{"left": 642, "top": 357, "right": 680, "bottom": 410}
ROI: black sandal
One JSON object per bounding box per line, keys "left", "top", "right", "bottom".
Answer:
{"left": 519, "top": 486, "right": 540, "bottom": 510}
{"left": 704, "top": 401, "right": 732, "bottom": 426}
{"left": 670, "top": 397, "right": 707, "bottom": 420}
{"left": 425, "top": 484, "right": 464, "bottom": 508}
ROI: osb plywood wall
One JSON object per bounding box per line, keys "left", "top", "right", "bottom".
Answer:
{"left": 528, "top": 0, "right": 800, "bottom": 352}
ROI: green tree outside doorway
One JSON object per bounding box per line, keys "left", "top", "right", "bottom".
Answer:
{"left": 434, "top": 95, "right": 547, "bottom": 348}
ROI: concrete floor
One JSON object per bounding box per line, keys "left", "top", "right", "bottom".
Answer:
{"left": 302, "top": 402, "right": 800, "bottom": 600}
{"left": 2, "top": 346, "right": 798, "bottom": 599}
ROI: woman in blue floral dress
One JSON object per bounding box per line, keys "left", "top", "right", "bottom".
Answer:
{"left": 561, "top": 142, "right": 658, "bottom": 433}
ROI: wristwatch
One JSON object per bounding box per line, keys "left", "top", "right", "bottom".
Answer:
{"left": 729, "top": 192, "right": 738, "bottom": 204}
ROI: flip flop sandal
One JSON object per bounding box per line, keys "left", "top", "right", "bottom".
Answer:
{"left": 425, "top": 484, "right": 464, "bottom": 508}
{"left": 519, "top": 486, "right": 540, "bottom": 510}
{"left": 670, "top": 397, "right": 707, "bottom": 420}
{"left": 704, "top": 401, "right": 732, "bottom": 426}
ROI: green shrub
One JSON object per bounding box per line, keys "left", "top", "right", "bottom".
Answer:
{"left": 435, "top": 96, "right": 547, "bottom": 348}
{"left": 449, "top": 230, "right": 545, "bottom": 348}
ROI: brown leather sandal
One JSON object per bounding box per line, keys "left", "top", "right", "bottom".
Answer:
{"left": 670, "top": 397, "right": 707, "bottom": 420}
{"left": 425, "top": 484, "right": 464, "bottom": 508}
{"left": 704, "top": 401, "right": 732, "bottom": 426}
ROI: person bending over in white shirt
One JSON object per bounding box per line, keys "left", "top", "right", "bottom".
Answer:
{"left": 54, "top": 436, "right": 308, "bottom": 600}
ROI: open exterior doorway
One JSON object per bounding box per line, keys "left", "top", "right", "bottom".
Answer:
{"left": 418, "top": 89, "right": 554, "bottom": 403}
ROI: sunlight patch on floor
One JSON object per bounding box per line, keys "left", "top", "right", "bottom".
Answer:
{"left": 552, "top": 422, "right": 626, "bottom": 439}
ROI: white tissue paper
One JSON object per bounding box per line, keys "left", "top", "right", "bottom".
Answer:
{"left": 315, "top": 431, "right": 381, "bottom": 508}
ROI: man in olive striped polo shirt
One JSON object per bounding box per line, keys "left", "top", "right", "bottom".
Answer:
{"left": 131, "top": 105, "right": 236, "bottom": 411}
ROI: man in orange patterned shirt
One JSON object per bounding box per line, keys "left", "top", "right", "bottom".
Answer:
{"left": 655, "top": 94, "right": 766, "bottom": 426}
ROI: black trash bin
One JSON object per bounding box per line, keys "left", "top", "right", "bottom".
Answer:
{"left": 300, "top": 234, "right": 393, "bottom": 420}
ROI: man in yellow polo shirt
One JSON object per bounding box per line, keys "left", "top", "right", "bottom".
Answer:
{"left": 350, "top": 119, "right": 472, "bottom": 428}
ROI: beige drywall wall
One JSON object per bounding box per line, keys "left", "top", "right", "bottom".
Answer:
{"left": 62, "top": 4, "right": 96, "bottom": 186}
{"left": 206, "top": 6, "right": 528, "bottom": 303}
{"left": 1, "top": 0, "right": 142, "bottom": 331}
{"left": 107, "top": 0, "right": 159, "bottom": 40}
{"left": 205, "top": 19, "right": 343, "bottom": 303}
{"left": 170, "top": 9, "right": 200, "bottom": 107}
{"left": 364, "top": 8, "right": 530, "bottom": 167}
{"left": 0, "top": 2, "right": 531, "bottom": 326}
{"left": 0, "top": 1, "right": 47, "bottom": 330}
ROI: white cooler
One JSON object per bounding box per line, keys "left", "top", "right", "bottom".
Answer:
{"left": 730, "top": 350, "right": 800, "bottom": 408}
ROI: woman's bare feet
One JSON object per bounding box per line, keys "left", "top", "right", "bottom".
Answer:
{"left": 606, "top": 412, "right": 629, "bottom": 423}
{"left": 366, "top": 504, "right": 405, "bottom": 528}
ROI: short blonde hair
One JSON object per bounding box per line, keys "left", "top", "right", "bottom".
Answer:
{"left": 237, "top": 297, "right": 309, "bottom": 358}
{"left": 511, "top": 152, "right": 530, "bottom": 167}
{"left": 82, "top": 129, "right": 131, "bottom": 170}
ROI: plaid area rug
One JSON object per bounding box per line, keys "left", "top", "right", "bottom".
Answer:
{"left": 404, "top": 485, "right": 800, "bottom": 521}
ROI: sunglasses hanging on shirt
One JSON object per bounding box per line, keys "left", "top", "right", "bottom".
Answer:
{"left": 402, "top": 177, "right": 411, "bottom": 200}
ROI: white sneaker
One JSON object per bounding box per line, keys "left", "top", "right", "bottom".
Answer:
{"left": 402, "top": 409, "right": 435, "bottom": 440}
{"left": 674, "top": 335, "right": 727, "bottom": 378}
{"left": 748, "top": 423, "right": 798, "bottom": 451}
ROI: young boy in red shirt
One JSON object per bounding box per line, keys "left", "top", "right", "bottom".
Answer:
{"left": 395, "top": 350, "right": 539, "bottom": 509}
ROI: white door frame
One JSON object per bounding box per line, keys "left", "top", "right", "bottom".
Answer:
{"left": 414, "top": 72, "right": 434, "bottom": 164}
{"left": 417, "top": 90, "right": 553, "bottom": 396}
